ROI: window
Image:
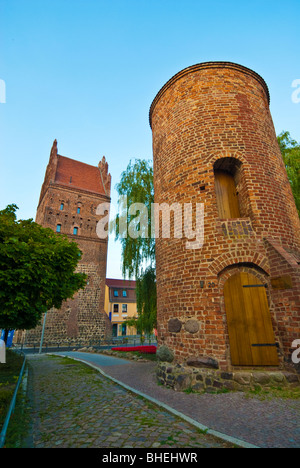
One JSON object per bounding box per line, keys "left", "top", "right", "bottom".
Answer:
{"left": 122, "top": 304, "right": 127, "bottom": 313}
{"left": 77, "top": 207, "right": 81, "bottom": 214}
{"left": 122, "top": 290, "right": 127, "bottom": 297}
{"left": 214, "top": 170, "right": 240, "bottom": 218}
{"left": 113, "top": 290, "right": 118, "bottom": 297}
{"left": 56, "top": 224, "right": 61, "bottom": 233}
{"left": 113, "top": 304, "right": 119, "bottom": 314}
{"left": 60, "top": 203, "right": 64, "bottom": 210}
{"left": 213, "top": 158, "right": 243, "bottom": 219}
{"left": 73, "top": 227, "right": 78, "bottom": 235}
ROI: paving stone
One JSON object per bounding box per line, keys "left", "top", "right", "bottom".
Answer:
{"left": 24, "top": 352, "right": 300, "bottom": 449}
{"left": 24, "top": 354, "right": 233, "bottom": 449}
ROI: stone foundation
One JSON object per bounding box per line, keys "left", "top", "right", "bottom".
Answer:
{"left": 157, "top": 362, "right": 300, "bottom": 393}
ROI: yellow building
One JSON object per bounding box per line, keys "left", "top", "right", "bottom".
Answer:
{"left": 104, "top": 278, "right": 138, "bottom": 337}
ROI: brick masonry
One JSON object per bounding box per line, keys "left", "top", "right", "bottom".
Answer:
{"left": 150, "top": 62, "right": 300, "bottom": 374}
{"left": 25, "top": 140, "right": 112, "bottom": 345}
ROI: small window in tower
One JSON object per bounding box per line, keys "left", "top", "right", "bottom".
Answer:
{"left": 73, "top": 227, "right": 78, "bottom": 235}
{"left": 56, "top": 224, "right": 61, "bottom": 233}
{"left": 60, "top": 203, "right": 64, "bottom": 210}
{"left": 214, "top": 170, "right": 240, "bottom": 219}
{"left": 77, "top": 207, "right": 81, "bottom": 214}
{"left": 213, "top": 158, "right": 243, "bottom": 219}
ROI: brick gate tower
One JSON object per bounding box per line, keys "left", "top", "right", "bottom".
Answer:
{"left": 25, "top": 140, "right": 112, "bottom": 345}
{"left": 150, "top": 62, "right": 300, "bottom": 390}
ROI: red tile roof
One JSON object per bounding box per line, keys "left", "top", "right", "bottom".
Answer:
{"left": 106, "top": 278, "right": 136, "bottom": 288}
{"left": 106, "top": 278, "right": 137, "bottom": 302}
{"left": 54, "top": 155, "right": 105, "bottom": 195}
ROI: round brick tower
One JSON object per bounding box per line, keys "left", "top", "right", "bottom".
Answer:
{"left": 150, "top": 62, "right": 300, "bottom": 388}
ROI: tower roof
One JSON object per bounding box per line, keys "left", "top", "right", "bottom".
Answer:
{"left": 55, "top": 154, "right": 105, "bottom": 195}
{"left": 37, "top": 140, "right": 111, "bottom": 209}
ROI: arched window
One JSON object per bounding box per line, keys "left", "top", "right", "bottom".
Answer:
{"left": 60, "top": 203, "right": 64, "bottom": 211}
{"left": 56, "top": 224, "right": 61, "bottom": 233}
{"left": 73, "top": 227, "right": 78, "bottom": 235}
{"left": 214, "top": 158, "right": 242, "bottom": 219}
{"left": 214, "top": 170, "right": 240, "bottom": 218}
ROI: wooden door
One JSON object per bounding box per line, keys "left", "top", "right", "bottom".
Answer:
{"left": 214, "top": 170, "right": 240, "bottom": 218}
{"left": 224, "top": 272, "right": 279, "bottom": 366}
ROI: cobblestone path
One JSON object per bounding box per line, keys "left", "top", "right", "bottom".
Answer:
{"left": 25, "top": 354, "right": 234, "bottom": 448}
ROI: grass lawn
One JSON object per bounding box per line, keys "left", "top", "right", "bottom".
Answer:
{"left": 108, "top": 348, "right": 158, "bottom": 362}
{"left": 126, "top": 350, "right": 157, "bottom": 361}
{"left": 0, "top": 349, "right": 29, "bottom": 447}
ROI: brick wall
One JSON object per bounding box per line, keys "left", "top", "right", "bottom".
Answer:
{"left": 25, "top": 142, "right": 112, "bottom": 345}
{"left": 150, "top": 62, "right": 300, "bottom": 371}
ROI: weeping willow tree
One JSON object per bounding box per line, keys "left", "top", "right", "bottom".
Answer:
{"left": 277, "top": 131, "right": 300, "bottom": 216}
{"left": 113, "top": 159, "right": 155, "bottom": 278}
{"left": 112, "top": 159, "right": 156, "bottom": 340}
{"left": 125, "top": 266, "right": 157, "bottom": 341}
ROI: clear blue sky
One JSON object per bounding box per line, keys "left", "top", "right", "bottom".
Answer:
{"left": 1, "top": 0, "right": 299, "bottom": 278}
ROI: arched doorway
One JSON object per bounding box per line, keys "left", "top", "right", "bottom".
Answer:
{"left": 224, "top": 271, "right": 279, "bottom": 366}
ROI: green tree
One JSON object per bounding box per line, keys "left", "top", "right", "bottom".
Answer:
{"left": 277, "top": 131, "right": 300, "bottom": 216}
{"left": 112, "top": 159, "right": 156, "bottom": 340}
{"left": 113, "top": 159, "right": 155, "bottom": 278}
{"left": 0, "top": 205, "right": 87, "bottom": 342}
{"left": 125, "top": 266, "right": 157, "bottom": 341}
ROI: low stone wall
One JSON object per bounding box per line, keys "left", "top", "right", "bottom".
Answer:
{"left": 157, "top": 362, "right": 300, "bottom": 393}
